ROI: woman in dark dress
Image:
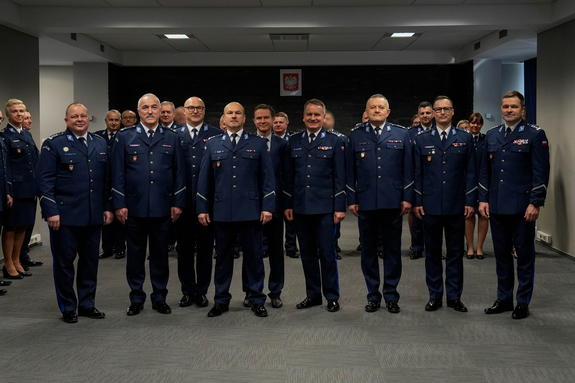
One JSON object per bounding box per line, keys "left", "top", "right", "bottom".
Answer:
{"left": 1, "top": 99, "right": 38, "bottom": 279}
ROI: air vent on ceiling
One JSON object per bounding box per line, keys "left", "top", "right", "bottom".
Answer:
{"left": 474, "top": 42, "right": 481, "bottom": 51}
{"left": 499, "top": 30, "right": 508, "bottom": 39}
{"left": 71, "top": 33, "right": 77, "bottom": 41}
{"left": 270, "top": 34, "right": 309, "bottom": 41}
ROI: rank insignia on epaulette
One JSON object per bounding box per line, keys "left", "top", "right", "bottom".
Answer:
{"left": 67, "top": 135, "right": 74, "bottom": 142}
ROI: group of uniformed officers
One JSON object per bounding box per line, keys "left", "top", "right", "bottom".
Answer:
{"left": 9, "top": 89, "right": 549, "bottom": 323}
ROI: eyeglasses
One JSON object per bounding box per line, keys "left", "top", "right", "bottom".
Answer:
{"left": 433, "top": 107, "right": 453, "bottom": 113}
{"left": 184, "top": 106, "right": 205, "bottom": 112}
{"left": 122, "top": 116, "right": 136, "bottom": 120}
{"left": 0, "top": 117, "right": 4, "bottom": 122}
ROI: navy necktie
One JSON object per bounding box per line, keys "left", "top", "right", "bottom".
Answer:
{"left": 309, "top": 133, "right": 315, "bottom": 143}
{"left": 441, "top": 131, "right": 447, "bottom": 142}
{"left": 191, "top": 128, "right": 197, "bottom": 141}
{"left": 231, "top": 133, "right": 238, "bottom": 148}
{"left": 505, "top": 127, "right": 511, "bottom": 137}
{"left": 78, "top": 137, "right": 87, "bottom": 147}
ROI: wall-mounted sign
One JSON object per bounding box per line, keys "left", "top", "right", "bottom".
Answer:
{"left": 280, "top": 69, "right": 301, "bottom": 96}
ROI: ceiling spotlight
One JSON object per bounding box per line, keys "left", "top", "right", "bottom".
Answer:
{"left": 391, "top": 32, "right": 415, "bottom": 38}
{"left": 164, "top": 34, "right": 190, "bottom": 39}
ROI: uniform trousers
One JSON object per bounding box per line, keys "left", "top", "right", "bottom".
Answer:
{"left": 214, "top": 220, "right": 266, "bottom": 305}
{"left": 101, "top": 218, "right": 126, "bottom": 254}
{"left": 284, "top": 217, "right": 298, "bottom": 252}
{"left": 360, "top": 209, "right": 402, "bottom": 303}
{"left": 423, "top": 214, "right": 465, "bottom": 301}
{"left": 411, "top": 214, "right": 424, "bottom": 252}
{"left": 243, "top": 215, "right": 284, "bottom": 298}
{"left": 490, "top": 213, "right": 536, "bottom": 304}
{"left": 50, "top": 225, "right": 100, "bottom": 312}
{"left": 125, "top": 216, "right": 170, "bottom": 304}
{"left": 176, "top": 207, "right": 214, "bottom": 296}
{"left": 294, "top": 213, "right": 339, "bottom": 300}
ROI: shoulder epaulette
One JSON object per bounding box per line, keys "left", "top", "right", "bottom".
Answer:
{"left": 207, "top": 134, "right": 223, "bottom": 141}
{"left": 327, "top": 130, "right": 342, "bottom": 137}
{"left": 455, "top": 127, "right": 470, "bottom": 133}
{"left": 389, "top": 123, "right": 406, "bottom": 130}
{"left": 488, "top": 124, "right": 503, "bottom": 132}
{"left": 527, "top": 123, "right": 541, "bottom": 131}
{"left": 418, "top": 129, "right": 432, "bottom": 135}
{"left": 119, "top": 126, "right": 136, "bottom": 132}
{"left": 48, "top": 132, "right": 65, "bottom": 140}
{"left": 351, "top": 122, "right": 367, "bottom": 132}
{"left": 92, "top": 134, "right": 106, "bottom": 140}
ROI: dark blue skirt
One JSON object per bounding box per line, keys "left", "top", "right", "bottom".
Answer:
{"left": 3, "top": 198, "right": 36, "bottom": 227}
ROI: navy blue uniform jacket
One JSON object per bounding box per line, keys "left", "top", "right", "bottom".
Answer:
{"left": 177, "top": 123, "right": 221, "bottom": 209}
{"left": 36, "top": 129, "right": 111, "bottom": 226}
{"left": 111, "top": 124, "right": 186, "bottom": 218}
{"left": 414, "top": 126, "right": 477, "bottom": 215}
{"left": 0, "top": 137, "right": 12, "bottom": 209}
{"left": 197, "top": 132, "right": 275, "bottom": 222}
{"left": 347, "top": 121, "right": 414, "bottom": 210}
{"left": 479, "top": 121, "right": 549, "bottom": 214}
{"left": 1, "top": 124, "right": 38, "bottom": 198}
{"left": 283, "top": 128, "right": 346, "bottom": 214}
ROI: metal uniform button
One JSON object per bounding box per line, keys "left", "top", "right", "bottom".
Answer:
{"left": 150, "top": 161, "right": 154, "bottom": 164}
{"left": 150, "top": 152, "right": 153, "bottom": 155}
{"left": 233, "top": 175, "right": 236, "bottom": 178}
{"left": 233, "top": 185, "right": 237, "bottom": 188}
{"left": 378, "top": 176, "right": 381, "bottom": 179}
{"left": 233, "top": 166, "right": 236, "bottom": 169}
{"left": 150, "top": 171, "right": 154, "bottom": 174}
{"left": 151, "top": 181, "right": 154, "bottom": 184}
{"left": 307, "top": 185, "right": 310, "bottom": 188}
{"left": 443, "top": 181, "right": 446, "bottom": 184}
{"left": 443, "top": 161, "right": 446, "bottom": 164}
{"left": 502, "top": 150, "right": 506, "bottom": 153}
{"left": 307, "top": 175, "right": 310, "bottom": 178}
{"left": 308, "top": 165, "right": 311, "bottom": 168}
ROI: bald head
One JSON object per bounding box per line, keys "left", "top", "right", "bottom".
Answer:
{"left": 222, "top": 102, "right": 246, "bottom": 133}
{"left": 105, "top": 110, "right": 121, "bottom": 132}
{"left": 183, "top": 96, "right": 206, "bottom": 126}
{"left": 137, "top": 93, "right": 161, "bottom": 129}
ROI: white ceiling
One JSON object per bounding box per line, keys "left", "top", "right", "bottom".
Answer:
{"left": 1, "top": 0, "right": 573, "bottom": 66}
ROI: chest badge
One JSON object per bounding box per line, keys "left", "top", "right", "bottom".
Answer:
{"left": 17, "top": 148, "right": 21, "bottom": 154}
{"left": 490, "top": 154, "right": 493, "bottom": 160}
{"left": 428, "top": 156, "right": 432, "bottom": 162}
{"left": 216, "top": 161, "right": 221, "bottom": 168}
{"left": 63, "top": 147, "right": 69, "bottom": 152}
{"left": 133, "top": 155, "right": 138, "bottom": 162}
{"left": 361, "top": 152, "right": 365, "bottom": 158}
{"left": 69, "top": 164, "right": 74, "bottom": 171}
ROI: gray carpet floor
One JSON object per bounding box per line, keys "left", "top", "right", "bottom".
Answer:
{"left": 1, "top": 214, "right": 575, "bottom": 383}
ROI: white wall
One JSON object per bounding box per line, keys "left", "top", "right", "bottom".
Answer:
{"left": 501, "top": 63, "right": 525, "bottom": 100}
{"left": 39, "top": 66, "right": 74, "bottom": 140}
{"left": 73, "top": 62, "right": 109, "bottom": 133}
{"left": 537, "top": 19, "right": 575, "bottom": 257}
{"left": 473, "top": 59, "right": 502, "bottom": 130}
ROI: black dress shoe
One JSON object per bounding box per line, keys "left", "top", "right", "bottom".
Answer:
{"left": 356, "top": 244, "right": 361, "bottom": 251}
{"left": 335, "top": 245, "right": 341, "bottom": 253}
{"left": 195, "top": 294, "right": 209, "bottom": 307}
{"left": 425, "top": 299, "right": 443, "bottom": 311}
{"left": 386, "top": 301, "right": 400, "bottom": 314}
{"left": 0, "top": 289, "right": 6, "bottom": 295}
{"left": 78, "top": 307, "right": 106, "bottom": 319}
{"left": 263, "top": 249, "right": 269, "bottom": 258}
{"left": 243, "top": 295, "right": 251, "bottom": 308}
{"left": 410, "top": 251, "right": 422, "bottom": 260}
{"left": 296, "top": 297, "right": 322, "bottom": 309}
{"left": 18, "top": 270, "right": 32, "bottom": 277}
{"left": 99, "top": 251, "right": 113, "bottom": 259}
{"left": 21, "top": 259, "right": 43, "bottom": 267}
{"left": 234, "top": 250, "right": 240, "bottom": 259}
{"left": 286, "top": 250, "right": 298, "bottom": 258}
{"left": 512, "top": 302, "right": 529, "bottom": 319}
{"left": 168, "top": 244, "right": 175, "bottom": 252}
{"left": 336, "top": 254, "right": 342, "bottom": 260}
{"left": 114, "top": 251, "right": 125, "bottom": 259}
{"left": 2, "top": 267, "right": 23, "bottom": 279}
{"left": 0, "top": 280, "right": 12, "bottom": 286}
{"left": 21, "top": 264, "right": 30, "bottom": 271}
{"left": 466, "top": 253, "right": 475, "bottom": 259}
{"left": 327, "top": 300, "right": 340, "bottom": 312}
{"left": 441, "top": 255, "right": 446, "bottom": 260}
{"left": 207, "top": 303, "right": 229, "bottom": 317}
{"left": 484, "top": 299, "right": 514, "bottom": 314}
{"left": 252, "top": 303, "right": 268, "bottom": 317}
{"left": 447, "top": 299, "right": 468, "bottom": 312}
{"left": 127, "top": 302, "right": 144, "bottom": 316}
{"left": 152, "top": 300, "right": 171, "bottom": 314}
{"left": 179, "top": 294, "right": 194, "bottom": 307}
{"left": 365, "top": 300, "right": 380, "bottom": 313}
{"left": 271, "top": 296, "right": 283, "bottom": 308}
{"left": 476, "top": 253, "right": 485, "bottom": 260}
{"left": 378, "top": 251, "right": 384, "bottom": 260}
{"left": 62, "top": 311, "right": 78, "bottom": 323}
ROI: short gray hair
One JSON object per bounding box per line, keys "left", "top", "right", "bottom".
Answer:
{"left": 366, "top": 94, "right": 390, "bottom": 109}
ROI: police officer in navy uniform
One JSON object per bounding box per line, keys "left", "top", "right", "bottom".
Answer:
{"left": 407, "top": 101, "right": 434, "bottom": 260}
{"left": 0, "top": 109, "right": 13, "bottom": 293}
{"left": 121, "top": 110, "right": 138, "bottom": 129}
{"left": 176, "top": 96, "right": 220, "bottom": 309}
{"left": 197, "top": 102, "right": 275, "bottom": 318}
{"left": 283, "top": 98, "right": 346, "bottom": 313}
{"left": 347, "top": 94, "right": 414, "bottom": 314}
{"left": 273, "top": 112, "right": 299, "bottom": 259}
{"left": 1, "top": 99, "right": 38, "bottom": 280}
{"left": 414, "top": 95, "right": 477, "bottom": 313}
{"left": 112, "top": 93, "right": 186, "bottom": 316}
{"left": 251, "top": 104, "right": 288, "bottom": 309}
{"left": 160, "top": 101, "right": 184, "bottom": 131}
{"left": 480, "top": 91, "right": 550, "bottom": 320}
{"left": 36, "top": 103, "right": 113, "bottom": 323}
{"left": 94, "top": 109, "right": 126, "bottom": 260}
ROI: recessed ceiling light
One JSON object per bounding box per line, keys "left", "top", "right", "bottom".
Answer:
{"left": 391, "top": 33, "right": 415, "bottom": 38}
{"left": 164, "top": 34, "right": 189, "bottom": 39}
